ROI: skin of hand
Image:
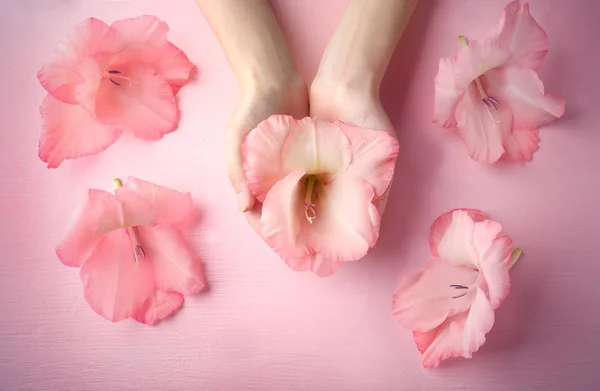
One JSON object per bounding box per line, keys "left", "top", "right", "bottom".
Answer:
{"left": 196, "top": 0, "right": 308, "bottom": 233}
{"left": 310, "top": 0, "right": 418, "bottom": 215}
{"left": 227, "top": 80, "right": 308, "bottom": 233}
{"left": 198, "top": 0, "right": 417, "bottom": 232}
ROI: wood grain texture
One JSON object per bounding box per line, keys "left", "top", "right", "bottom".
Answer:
{"left": 1, "top": 0, "right": 599, "bottom": 390}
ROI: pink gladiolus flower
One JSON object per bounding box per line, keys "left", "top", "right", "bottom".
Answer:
{"left": 433, "top": 0, "right": 565, "bottom": 163}
{"left": 38, "top": 16, "right": 194, "bottom": 168}
{"left": 392, "top": 209, "right": 521, "bottom": 368}
{"left": 56, "top": 177, "right": 205, "bottom": 324}
{"left": 242, "top": 115, "right": 399, "bottom": 276}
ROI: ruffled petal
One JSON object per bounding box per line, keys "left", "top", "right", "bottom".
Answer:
{"left": 417, "top": 288, "right": 495, "bottom": 368}
{"left": 137, "top": 225, "right": 205, "bottom": 295}
{"left": 281, "top": 117, "right": 352, "bottom": 177}
{"left": 80, "top": 230, "right": 159, "bottom": 323}
{"left": 243, "top": 115, "right": 297, "bottom": 202}
{"left": 473, "top": 221, "right": 513, "bottom": 308}
{"left": 501, "top": 127, "right": 539, "bottom": 162}
{"left": 39, "top": 94, "right": 121, "bottom": 168}
{"left": 56, "top": 189, "right": 118, "bottom": 267}
{"left": 310, "top": 255, "right": 343, "bottom": 277}
{"left": 154, "top": 42, "right": 194, "bottom": 94}
{"left": 283, "top": 253, "right": 343, "bottom": 277}
{"left": 133, "top": 290, "right": 183, "bottom": 325}
{"left": 118, "top": 177, "right": 195, "bottom": 227}
{"left": 38, "top": 18, "right": 119, "bottom": 104}
{"left": 455, "top": 83, "right": 512, "bottom": 163}
{"left": 435, "top": 210, "right": 479, "bottom": 267}
{"left": 433, "top": 57, "right": 464, "bottom": 128}
{"left": 392, "top": 258, "right": 478, "bottom": 332}
{"left": 461, "top": 288, "right": 495, "bottom": 358}
{"left": 56, "top": 187, "right": 156, "bottom": 267}
{"left": 430, "top": 209, "right": 487, "bottom": 257}
{"left": 94, "top": 63, "right": 178, "bottom": 140}
{"left": 306, "top": 175, "right": 380, "bottom": 264}
{"left": 109, "top": 16, "right": 193, "bottom": 94}
{"left": 110, "top": 15, "right": 169, "bottom": 47}
{"left": 261, "top": 171, "right": 380, "bottom": 274}
{"left": 260, "top": 171, "right": 311, "bottom": 261}
{"left": 454, "top": 40, "right": 510, "bottom": 90}
{"left": 485, "top": 67, "right": 565, "bottom": 129}
{"left": 334, "top": 122, "right": 399, "bottom": 198}
{"left": 415, "top": 322, "right": 464, "bottom": 369}
{"left": 482, "top": 0, "right": 549, "bottom": 70}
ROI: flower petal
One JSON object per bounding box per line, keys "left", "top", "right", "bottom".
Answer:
{"left": 461, "top": 288, "right": 495, "bottom": 358}
{"left": 133, "top": 290, "right": 184, "bottom": 325}
{"left": 392, "top": 258, "right": 478, "bottom": 332}
{"left": 485, "top": 67, "right": 565, "bottom": 129}
{"left": 430, "top": 209, "right": 487, "bottom": 257}
{"left": 243, "top": 115, "right": 297, "bottom": 202}
{"left": 94, "top": 63, "right": 178, "bottom": 140}
{"left": 283, "top": 253, "right": 343, "bottom": 277}
{"left": 137, "top": 225, "right": 205, "bottom": 295}
{"left": 454, "top": 40, "right": 510, "bottom": 90}
{"left": 261, "top": 171, "right": 379, "bottom": 274}
{"left": 37, "top": 18, "right": 119, "bottom": 104}
{"left": 281, "top": 117, "right": 352, "bottom": 176}
{"left": 118, "top": 177, "right": 195, "bottom": 227}
{"left": 415, "top": 322, "right": 464, "bottom": 369}
{"left": 310, "top": 256, "right": 343, "bottom": 277}
{"left": 473, "top": 221, "right": 513, "bottom": 307}
{"left": 482, "top": 0, "right": 549, "bottom": 70}
{"left": 80, "top": 230, "right": 159, "bottom": 323}
{"left": 154, "top": 42, "right": 194, "bottom": 94}
{"left": 501, "top": 127, "right": 539, "bottom": 162}
{"left": 109, "top": 16, "right": 193, "bottom": 93}
{"left": 110, "top": 15, "right": 170, "bottom": 47}
{"left": 417, "top": 288, "right": 494, "bottom": 368}
{"left": 435, "top": 210, "right": 480, "bottom": 267}
{"left": 455, "top": 83, "right": 512, "bottom": 163}
{"left": 306, "top": 175, "right": 380, "bottom": 264}
{"left": 433, "top": 57, "right": 464, "bottom": 128}
{"left": 39, "top": 94, "right": 121, "bottom": 168}
{"left": 56, "top": 189, "right": 118, "bottom": 267}
{"left": 261, "top": 171, "right": 311, "bottom": 261}
{"left": 334, "top": 122, "right": 399, "bottom": 198}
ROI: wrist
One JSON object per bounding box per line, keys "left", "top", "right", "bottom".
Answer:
{"left": 241, "top": 70, "right": 306, "bottom": 100}
{"left": 311, "top": 71, "right": 380, "bottom": 100}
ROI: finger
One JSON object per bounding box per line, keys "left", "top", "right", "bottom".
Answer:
{"left": 374, "top": 189, "right": 390, "bottom": 217}
{"left": 243, "top": 202, "right": 263, "bottom": 239}
{"left": 226, "top": 130, "right": 255, "bottom": 212}
{"left": 374, "top": 176, "right": 395, "bottom": 217}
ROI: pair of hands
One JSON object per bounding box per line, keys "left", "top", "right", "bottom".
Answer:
{"left": 226, "top": 75, "right": 397, "bottom": 234}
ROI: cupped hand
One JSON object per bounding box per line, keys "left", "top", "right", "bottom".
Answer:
{"left": 309, "top": 79, "right": 398, "bottom": 215}
{"left": 227, "top": 78, "right": 308, "bottom": 233}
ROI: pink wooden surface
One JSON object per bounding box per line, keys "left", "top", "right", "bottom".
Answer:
{"left": 1, "top": 0, "right": 599, "bottom": 390}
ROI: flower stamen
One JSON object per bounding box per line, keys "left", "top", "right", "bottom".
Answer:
{"left": 458, "top": 36, "right": 501, "bottom": 123}
{"left": 449, "top": 284, "right": 469, "bottom": 299}
{"left": 113, "top": 178, "right": 146, "bottom": 265}
{"left": 105, "top": 69, "right": 134, "bottom": 87}
{"left": 304, "top": 175, "right": 317, "bottom": 224}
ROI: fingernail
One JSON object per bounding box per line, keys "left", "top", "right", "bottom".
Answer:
{"left": 237, "top": 192, "right": 249, "bottom": 212}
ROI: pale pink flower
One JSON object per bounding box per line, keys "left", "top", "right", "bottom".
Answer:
{"left": 392, "top": 209, "right": 519, "bottom": 368}
{"left": 433, "top": 0, "right": 565, "bottom": 163}
{"left": 56, "top": 177, "right": 205, "bottom": 324}
{"left": 38, "top": 16, "right": 194, "bottom": 168}
{"left": 242, "top": 115, "right": 398, "bottom": 276}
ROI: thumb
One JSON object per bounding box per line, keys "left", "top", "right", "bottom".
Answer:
{"left": 226, "top": 131, "right": 255, "bottom": 212}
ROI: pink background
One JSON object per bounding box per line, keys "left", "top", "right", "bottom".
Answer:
{"left": 1, "top": 0, "right": 599, "bottom": 390}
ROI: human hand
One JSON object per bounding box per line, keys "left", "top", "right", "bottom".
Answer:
{"left": 309, "top": 78, "right": 397, "bottom": 215}
{"left": 227, "top": 77, "right": 308, "bottom": 232}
